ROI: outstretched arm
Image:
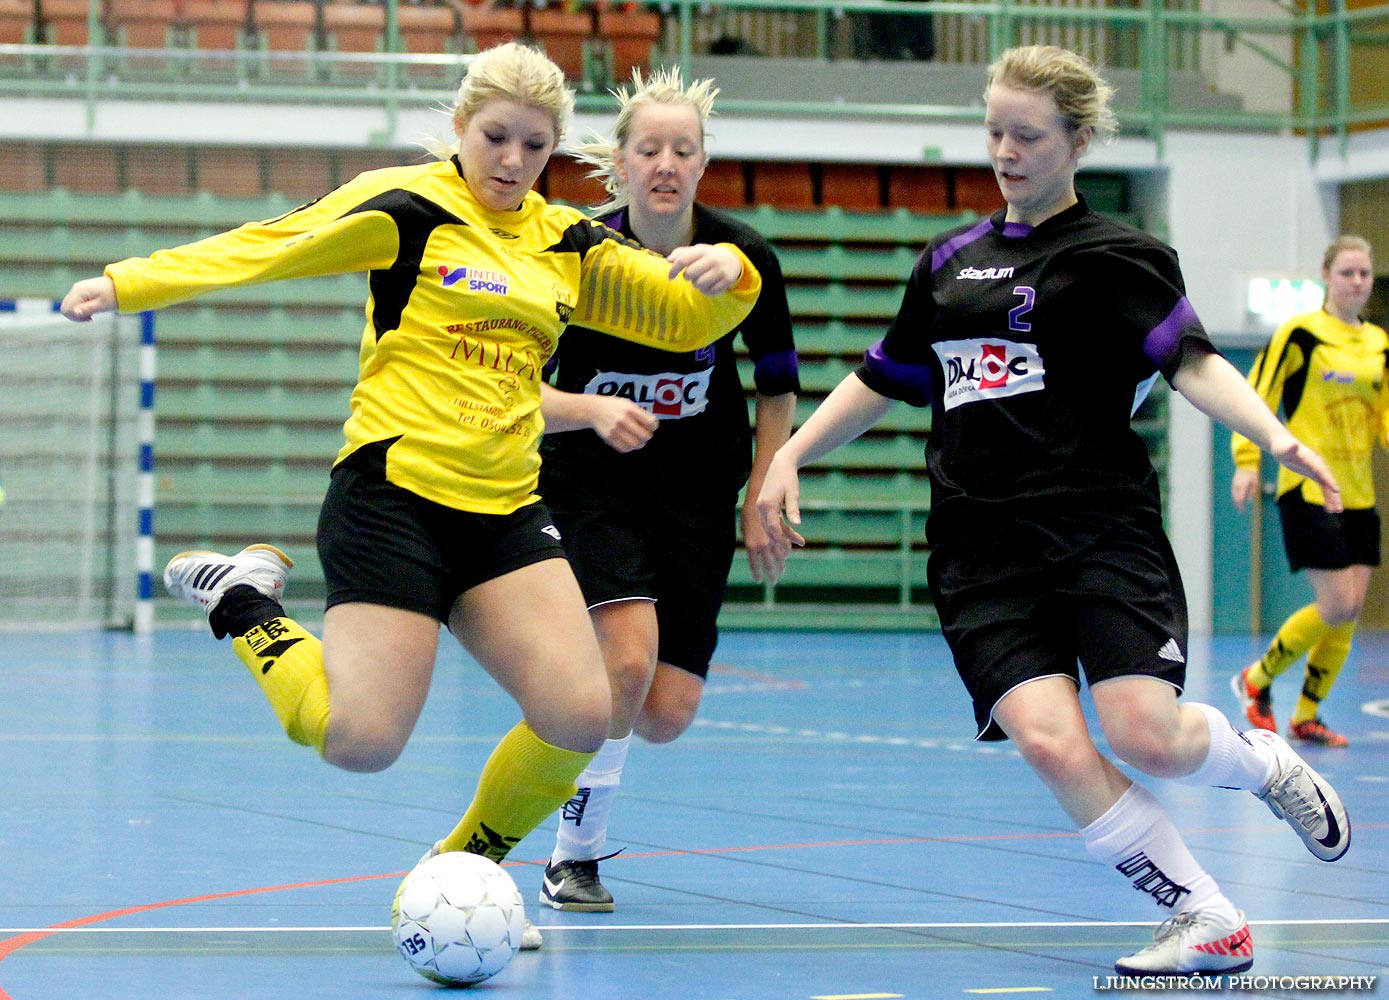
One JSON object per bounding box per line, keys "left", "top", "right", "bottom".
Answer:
{"left": 1172, "top": 349, "right": 1342, "bottom": 512}
{"left": 757, "top": 373, "right": 894, "bottom": 552}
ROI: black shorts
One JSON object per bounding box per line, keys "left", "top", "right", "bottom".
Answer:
{"left": 541, "top": 471, "right": 737, "bottom": 678}
{"left": 1278, "top": 488, "right": 1381, "bottom": 571}
{"left": 928, "top": 508, "right": 1187, "bottom": 742}
{"left": 318, "top": 463, "right": 567, "bottom": 622}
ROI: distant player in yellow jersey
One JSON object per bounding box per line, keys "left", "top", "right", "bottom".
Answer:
{"left": 59, "top": 42, "right": 760, "bottom": 949}
{"left": 1231, "top": 235, "right": 1388, "bottom": 747}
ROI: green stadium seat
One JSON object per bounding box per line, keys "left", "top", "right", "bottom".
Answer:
{"left": 156, "top": 422, "right": 344, "bottom": 462}
{"left": 726, "top": 205, "right": 976, "bottom": 246}
{"left": 785, "top": 282, "right": 904, "bottom": 320}
{"left": 776, "top": 244, "right": 919, "bottom": 282}
{"left": 157, "top": 342, "right": 358, "bottom": 385}
{"left": 157, "top": 303, "right": 367, "bottom": 347}
{"left": 157, "top": 383, "right": 349, "bottom": 423}
{"left": 783, "top": 319, "right": 879, "bottom": 358}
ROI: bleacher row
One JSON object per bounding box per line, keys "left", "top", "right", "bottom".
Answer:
{"left": 0, "top": 0, "right": 661, "bottom": 88}
{"left": 0, "top": 147, "right": 1152, "bottom": 628}
{"left": 0, "top": 137, "right": 1016, "bottom": 217}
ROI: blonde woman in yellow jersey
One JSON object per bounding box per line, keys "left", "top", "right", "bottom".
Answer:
{"left": 59, "top": 42, "right": 760, "bottom": 949}
{"left": 1231, "top": 236, "right": 1387, "bottom": 747}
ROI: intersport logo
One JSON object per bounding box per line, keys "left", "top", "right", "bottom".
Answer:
{"left": 932, "top": 337, "right": 1045, "bottom": 411}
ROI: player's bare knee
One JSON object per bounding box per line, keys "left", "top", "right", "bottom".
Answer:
{"left": 606, "top": 650, "right": 657, "bottom": 713}
{"left": 635, "top": 680, "right": 701, "bottom": 744}
{"left": 633, "top": 703, "right": 693, "bottom": 744}
{"left": 1012, "top": 729, "right": 1089, "bottom": 784}
{"left": 529, "top": 693, "right": 610, "bottom": 753}
{"left": 1319, "top": 596, "right": 1362, "bottom": 626}
{"left": 1108, "top": 729, "right": 1184, "bottom": 778}
{"left": 323, "top": 728, "right": 407, "bottom": 773}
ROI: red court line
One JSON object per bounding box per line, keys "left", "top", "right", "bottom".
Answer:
{"left": 0, "top": 871, "right": 402, "bottom": 1000}
{"left": 707, "top": 662, "right": 808, "bottom": 690}
{"left": 0, "top": 831, "right": 1069, "bottom": 998}
{"left": 5, "top": 818, "right": 1361, "bottom": 999}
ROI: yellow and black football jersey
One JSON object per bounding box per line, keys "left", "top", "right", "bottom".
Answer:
{"left": 1232, "top": 309, "right": 1389, "bottom": 510}
{"left": 105, "top": 156, "right": 761, "bottom": 514}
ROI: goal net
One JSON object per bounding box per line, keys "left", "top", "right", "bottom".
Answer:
{"left": 0, "top": 300, "right": 152, "bottom": 631}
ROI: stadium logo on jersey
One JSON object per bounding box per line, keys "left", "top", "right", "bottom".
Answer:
{"left": 956, "top": 265, "right": 1016, "bottom": 280}
{"left": 438, "top": 265, "right": 510, "bottom": 295}
{"left": 584, "top": 368, "right": 714, "bottom": 419}
{"left": 933, "top": 338, "right": 1045, "bottom": 410}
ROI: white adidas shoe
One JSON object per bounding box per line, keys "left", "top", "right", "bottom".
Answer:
{"left": 410, "top": 842, "right": 543, "bottom": 951}
{"left": 163, "top": 544, "right": 293, "bottom": 617}
{"left": 1115, "top": 909, "right": 1253, "bottom": 975}
{"left": 1246, "top": 728, "right": 1351, "bottom": 862}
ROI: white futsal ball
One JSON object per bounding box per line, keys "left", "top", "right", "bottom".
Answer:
{"left": 392, "top": 851, "right": 527, "bottom": 986}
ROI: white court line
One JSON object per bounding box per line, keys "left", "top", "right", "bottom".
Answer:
{"left": 691, "top": 718, "right": 1017, "bottom": 755}
{"left": 5, "top": 918, "right": 1388, "bottom": 934}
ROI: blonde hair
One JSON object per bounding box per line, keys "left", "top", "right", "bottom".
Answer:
{"left": 1323, "top": 234, "right": 1373, "bottom": 271}
{"left": 425, "top": 42, "right": 574, "bottom": 158}
{"left": 985, "top": 45, "right": 1119, "bottom": 147}
{"left": 568, "top": 67, "right": 719, "bottom": 215}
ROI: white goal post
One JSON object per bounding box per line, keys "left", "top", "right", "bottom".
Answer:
{"left": 0, "top": 299, "right": 155, "bottom": 633}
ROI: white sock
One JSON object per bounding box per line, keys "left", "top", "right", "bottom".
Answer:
{"left": 1081, "top": 783, "right": 1238, "bottom": 925}
{"left": 1175, "top": 703, "right": 1276, "bottom": 792}
{"left": 550, "top": 734, "right": 631, "bottom": 865}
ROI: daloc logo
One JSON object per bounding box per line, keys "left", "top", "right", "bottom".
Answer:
{"left": 932, "top": 337, "right": 1045, "bottom": 411}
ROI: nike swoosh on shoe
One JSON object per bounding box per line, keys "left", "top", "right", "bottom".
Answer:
{"left": 1315, "top": 786, "right": 1344, "bottom": 854}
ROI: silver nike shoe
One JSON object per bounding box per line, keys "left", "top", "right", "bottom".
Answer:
{"left": 1246, "top": 728, "right": 1350, "bottom": 862}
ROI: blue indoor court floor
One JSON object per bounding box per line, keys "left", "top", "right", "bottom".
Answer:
{"left": 0, "top": 626, "right": 1385, "bottom": 999}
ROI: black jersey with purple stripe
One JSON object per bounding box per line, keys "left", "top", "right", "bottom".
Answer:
{"left": 856, "top": 197, "right": 1217, "bottom": 527}
{"left": 541, "top": 202, "right": 799, "bottom": 497}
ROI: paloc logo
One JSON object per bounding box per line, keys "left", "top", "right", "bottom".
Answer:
{"left": 439, "top": 265, "right": 510, "bottom": 295}
{"left": 932, "top": 337, "right": 1045, "bottom": 411}
{"left": 583, "top": 369, "right": 714, "bottom": 419}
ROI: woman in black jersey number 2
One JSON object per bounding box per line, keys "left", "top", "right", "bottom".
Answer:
{"left": 534, "top": 69, "right": 799, "bottom": 912}
{"left": 758, "top": 45, "right": 1352, "bottom": 976}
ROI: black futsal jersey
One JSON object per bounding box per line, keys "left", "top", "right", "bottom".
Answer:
{"left": 857, "top": 197, "right": 1218, "bottom": 538}
{"left": 540, "top": 202, "right": 799, "bottom": 500}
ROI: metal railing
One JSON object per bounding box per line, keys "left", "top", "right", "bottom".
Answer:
{"left": 1, "top": 1, "right": 1386, "bottom": 156}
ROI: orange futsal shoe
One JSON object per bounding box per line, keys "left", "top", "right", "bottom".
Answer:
{"left": 1290, "top": 716, "right": 1349, "bottom": 748}
{"left": 1230, "top": 665, "right": 1275, "bottom": 732}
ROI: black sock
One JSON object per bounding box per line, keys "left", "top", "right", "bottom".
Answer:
{"left": 209, "top": 584, "right": 287, "bottom": 640}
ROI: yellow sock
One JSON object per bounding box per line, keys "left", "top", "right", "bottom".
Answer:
{"left": 1251, "top": 604, "right": 1332, "bottom": 688}
{"left": 438, "top": 721, "right": 596, "bottom": 862}
{"left": 1292, "top": 621, "right": 1354, "bottom": 724}
{"left": 231, "top": 617, "right": 332, "bottom": 752}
